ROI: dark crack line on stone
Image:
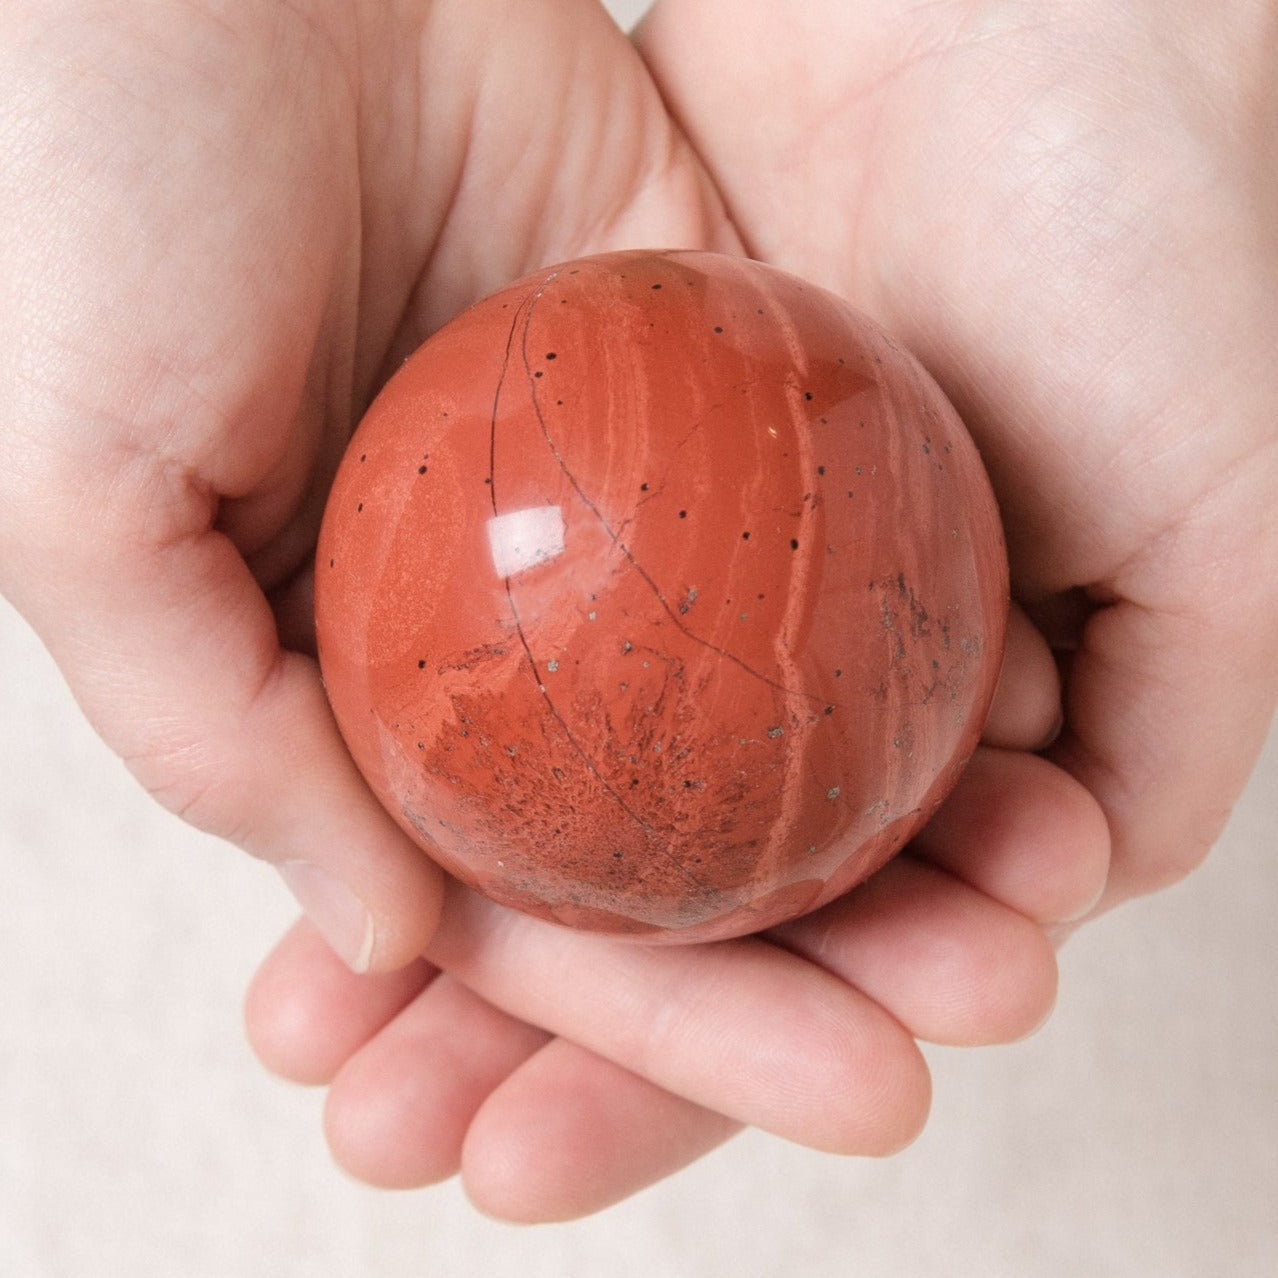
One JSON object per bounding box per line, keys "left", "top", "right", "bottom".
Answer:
{"left": 488, "top": 271, "right": 714, "bottom": 895}
{"left": 516, "top": 282, "right": 835, "bottom": 712}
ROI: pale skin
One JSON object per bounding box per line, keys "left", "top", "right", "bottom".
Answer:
{"left": 1, "top": 0, "right": 1274, "bottom": 1224}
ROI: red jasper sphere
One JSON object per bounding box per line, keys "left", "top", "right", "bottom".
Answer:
{"left": 315, "top": 250, "right": 1008, "bottom": 943}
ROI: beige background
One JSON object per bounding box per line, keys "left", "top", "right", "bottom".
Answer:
{"left": 3, "top": 2, "right": 1275, "bottom": 1273}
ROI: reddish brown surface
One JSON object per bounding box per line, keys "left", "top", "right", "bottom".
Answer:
{"left": 315, "top": 250, "right": 1008, "bottom": 942}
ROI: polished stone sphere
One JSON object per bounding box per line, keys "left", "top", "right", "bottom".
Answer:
{"left": 315, "top": 250, "right": 1008, "bottom": 943}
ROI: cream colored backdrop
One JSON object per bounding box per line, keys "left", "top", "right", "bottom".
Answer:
{"left": 2, "top": 3, "right": 1274, "bottom": 1275}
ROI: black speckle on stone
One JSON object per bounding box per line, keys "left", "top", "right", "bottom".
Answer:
{"left": 742, "top": 531, "right": 751, "bottom": 540}
{"left": 418, "top": 659, "right": 426, "bottom": 670}
{"left": 678, "top": 509, "right": 687, "bottom": 519}
{"left": 651, "top": 282, "right": 663, "bottom": 290}
{"left": 817, "top": 465, "right": 826, "bottom": 475}
{"left": 824, "top": 705, "right": 835, "bottom": 716}
{"left": 790, "top": 538, "right": 800, "bottom": 550}
{"left": 805, "top": 391, "right": 814, "bottom": 401}
{"left": 714, "top": 325, "right": 724, "bottom": 334}
{"left": 546, "top": 352, "right": 557, "bottom": 360}
{"left": 417, "top": 465, "right": 428, "bottom": 475}
{"left": 640, "top": 482, "right": 650, "bottom": 492}
{"left": 357, "top": 502, "right": 364, "bottom": 513}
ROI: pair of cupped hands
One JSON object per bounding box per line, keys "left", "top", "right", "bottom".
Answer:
{"left": 2, "top": 0, "right": 1275, "bottom": 1222}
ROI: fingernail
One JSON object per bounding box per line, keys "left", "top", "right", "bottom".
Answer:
{"left": 277, "top": 861, "right": 375, "bottom": 973}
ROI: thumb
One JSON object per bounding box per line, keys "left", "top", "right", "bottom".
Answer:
{"left": 1, "top": 476, "right": 443, "bottom": 973}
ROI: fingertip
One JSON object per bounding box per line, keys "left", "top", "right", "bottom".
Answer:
{"left": 915, "top": 748, "right": 1112, "bottom": 927}
{"left": 243, "top": 919, "right": 348, "bottom": 1085}
{"left": 243, "top": 917, "right": 434, "bottom": 1086}
{"left": 323, "top": 976, "right": 550, "bottom": 1193}
{"left": 775, "top": 858, "right": 1059, "bottom": 1052}
{"left": 323, "top": 1056, "right": 457, "bottom": 1192}
{"left": 856, "top": 1047, "right": 933, "bottom": 1158}
{"left": 277, "top": 861, "right": 378, "bottom": 973}
{"left": 769, "top": 980, "right": 933, "bottom": 1157}
{"left": 460, "top": 1043, "right": 741, "bottom": 1222}
{"left": 242, "top": 657, "right": 448, "bottom": 974}
{"left": 274, "top": 839, "right": 444, "bottom": 976}
{"left": 983, "top": 603, "right": 1062, "bottom": 750}
{"left": 360, "top": 855, "right": 447, "bottom": 974}
{"left": 973, "top": 916, "right": 1059, "bottom": 1045}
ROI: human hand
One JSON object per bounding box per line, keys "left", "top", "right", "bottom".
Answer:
{"left": 0, "top": 0, "right": 457, "bottom": 968}
{"left": 637, "top": 0, "right": 1278, "bottom": 912}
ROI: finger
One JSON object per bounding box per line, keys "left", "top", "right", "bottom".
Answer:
{"left": 323, "top": 974, "right": 551, "bottom": 1191}
{"left": 982, "top": 602, "right": 1062, "bottom": 750}
{"left": 911, "top": 747, "right": 1110, "bottom": 925}
{"left": 426, "top": 882, "right": 931, "bottom": 1156}
{"left": 1052, "top": 581, "right": 1278, "bottom": 911}
{"left": 244, "top": 918, "right": 435, "bottom": 1085}
{"left": 0, "top": 10, "right": 442, "bottom": 972}
{"left": 463, "top": 1040, "right": 741, "bottom": 1223}
{"left": 6, "top": 518, "right": 444, "bottom": 972}
{"left": 769, "top": 855, "right": 1058, "bottom": 1046}
{"left": 246, "top": 916, "right": 737, "bottom": 1213}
